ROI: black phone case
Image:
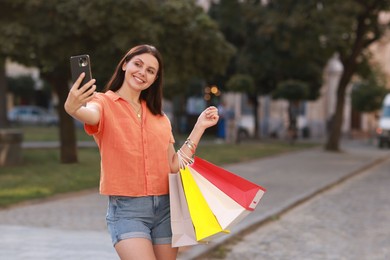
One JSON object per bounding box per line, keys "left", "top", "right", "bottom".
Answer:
{"left": 70, "top": 54, "right": 92, "bottom": 87}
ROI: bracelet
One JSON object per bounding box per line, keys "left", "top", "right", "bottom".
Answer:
{"left": 184, "top": 141, "right": 195, "bottom": 153}
{"left": 185, "top": 138, "right": 197, "bottom": 153}
{"left": 186, "top": 138, "right": 197, "bottom": 149}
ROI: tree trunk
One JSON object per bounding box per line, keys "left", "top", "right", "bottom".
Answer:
{"left": 0, "top": 59, "right": 10, "bottom": 128}
{"left": 287, "top": 101, "right": 299, "bottom": 143}
{"left": 250, "top": 93, "right": 260, "bottom": 139}
{"left": 45, "top": 74, "right": 78, "bottom": 163}
{"left": 325, "top": 60, "right": 356, "bottom": 151}
{"left": 324, "top": 7, "right": 374, "bottom": 151}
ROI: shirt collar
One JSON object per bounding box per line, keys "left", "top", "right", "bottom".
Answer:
{"left": 106, "top": 90, "right": 146, "bottom": 114}
{"left": 106, "top": 90, "right": 121, "bottom": 102}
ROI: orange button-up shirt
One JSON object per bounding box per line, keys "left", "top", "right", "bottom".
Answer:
{"left": 85, "top": 91, "right": 175, "bottom": 196}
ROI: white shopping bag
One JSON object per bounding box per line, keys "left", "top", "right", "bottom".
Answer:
{"left": 168, "top": 173, "right": 198, "bottom": 247}
{"left": 189, "top": 167, "right": 252, "bottom": 230}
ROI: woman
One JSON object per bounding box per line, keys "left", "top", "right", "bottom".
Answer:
{"left": 64, "top": 44, "right": 219, "bottom": 260}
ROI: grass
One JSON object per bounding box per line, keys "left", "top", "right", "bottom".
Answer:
{"left": 0, "top": 148, "right": 101, "bottom": 207}
{"left": 0, "top": 126, "right": 319, "bottom": 208}
{"left": 196, "top": 141, "right": 316, "bottom": 165}
{"left": 19, "top": 125, "right": 91, "bottom": 142}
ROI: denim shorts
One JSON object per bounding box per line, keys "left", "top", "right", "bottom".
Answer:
{"left": 106, "top": 195, "right": 172, "bottom": 246}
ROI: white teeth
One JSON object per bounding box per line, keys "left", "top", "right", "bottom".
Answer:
{"left": 133, "top": 76, "right": 144, "bottom": 83}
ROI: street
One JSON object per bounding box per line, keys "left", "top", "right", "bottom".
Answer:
{"left": 222, "top": 157, "right": 390, "bottom": 260}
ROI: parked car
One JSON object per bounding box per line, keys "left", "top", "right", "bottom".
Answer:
{"left": 8, "top": 105, "right": 59, "bottom": 126}
{"left": 377, "top": 93, "right": 390, "bottom": 148}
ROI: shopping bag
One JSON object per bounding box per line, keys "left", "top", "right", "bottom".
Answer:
{"left": 168, "top": 173, "right": 198, "bottom": 247}
{"left": 188, "top": 167, "right": 252, "bottom": 230}
{"left": 180, "top": 167, "right": 230, "bottom": 242}
{"left": 189, "top": 156, "right": 266, "bottom": 211}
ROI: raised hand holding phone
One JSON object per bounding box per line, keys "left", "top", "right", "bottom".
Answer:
{"left": 65, "top": 72, "right": 97, "bottom": 116}
{"left": 67, "top": 54, "right": 100, "bottom": 125}
{"left": 70, "top": 54, "right": 93, "bottom": 87}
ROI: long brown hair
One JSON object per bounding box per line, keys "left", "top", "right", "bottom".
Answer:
{"left": 104, "top": 44, "right": 164, "bottom": 115}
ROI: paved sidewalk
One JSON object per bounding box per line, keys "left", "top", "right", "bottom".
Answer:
{"left": 0, "top": 139, "right": 389, "bottom": 260}
{"left": 224, "top": 153, "right": 390, "bottom": 259}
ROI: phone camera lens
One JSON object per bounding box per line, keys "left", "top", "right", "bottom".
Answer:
{"left": 79, "top": 57, "right": 88, "bottom": 67}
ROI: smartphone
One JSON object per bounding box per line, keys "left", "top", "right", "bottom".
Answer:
{"left": 70, "top": 54, "right": 93, "bottom": 89}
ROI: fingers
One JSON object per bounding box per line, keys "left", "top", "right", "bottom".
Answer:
{"left": 205, "top": 106, "right": 217, "bottom": 113}
{"left": 71, "top": 72, "right": 96, "bottom": 95}
{"left": 80, "top": 80, "right": 96, "bottom": 97}
{"left": 71, "top": 72, "right": 96, "bottom": 91}
{"left": 79, "top": 78, "right": 96, "bottom": 93}
{"left": 205, "top": 106, "right": 219, "bottom": 120}
{"left": 67, "top": 74, "right": 96, "bottom": 108}
{"left": 71, "top": 72, "right": 86, "bottom": 90}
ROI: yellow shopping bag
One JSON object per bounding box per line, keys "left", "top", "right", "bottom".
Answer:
{"left": 180, "top": 167, "right": 229, "bottom": 242}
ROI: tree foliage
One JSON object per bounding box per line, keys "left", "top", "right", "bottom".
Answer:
{"left": 236, "top": 0, "right": 330, "bottom": 98}
{"left": 7, "top": 75, "right": 35, "bottom": 103}
{"left": 226, "top": 74, "right": 255, "bottom": 93}
{"left": 3, "top": 0, "right": 235, "bottom": 87}
{"left": 273, "top": 79, "right": 310, "bottom": 139}
{"left": 209, "top": 0, "right": 331, "bottom": 139}
{"left": 352, "top": 75, "right": 389, "bottom": 112}
{"left": 208, "top": 0, "right": 247, "bottom": 89}
{"left": 273, "top": 80, "right": 310, "bottom": 102}
{"left": 211, "top": 0, "right": 390, "bottom": 149}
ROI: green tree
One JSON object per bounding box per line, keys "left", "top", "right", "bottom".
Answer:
{"left": 0, "top": 61, "right": 7, "bottom": 128}
{"left": 273, "top": 79, "right": 310, "bottom": 141}
{"left": 209, "top": 1, "right": 262, "bottom": 137}
{"left": 209, "top": 0, "right": 247, "bottom": 82}
{"left": 7, "top": 75, "right": 35, "bottom": 105}
{"left": 240, "top": 1, "right": 328, "bottom": 97}
{"left": 352, "top": 75, "right": 388, "bottom": 113}
{"left": 1, "top": 0, "right": 234, "bottom": 163}
{"left": 226, "top": 74, "right": 255, "bottom": 93}
{"left": 226, "top": 73, "right": 260, "bottom": 137}
{"left": 210, "top": 0, "right": 328, "bottom": 138}
{"left": 212, "top": 0, "right": 390, "bottom": 151}
{"left": 319, "top": 0, "right": 390, "bottom": 151}
{"left": 0, "top": 0, "right": 28, "bottom": 127}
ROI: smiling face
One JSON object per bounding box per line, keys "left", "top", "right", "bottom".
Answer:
{"left": 121, "top": 53, "right": 159, "bottom": 92}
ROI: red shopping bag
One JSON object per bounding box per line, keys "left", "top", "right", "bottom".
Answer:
{"left": 189, "top": 156, "right": 266, "bottom": 211}
{"left": 188, "top": 166, "right": 253, "bottom": 230}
